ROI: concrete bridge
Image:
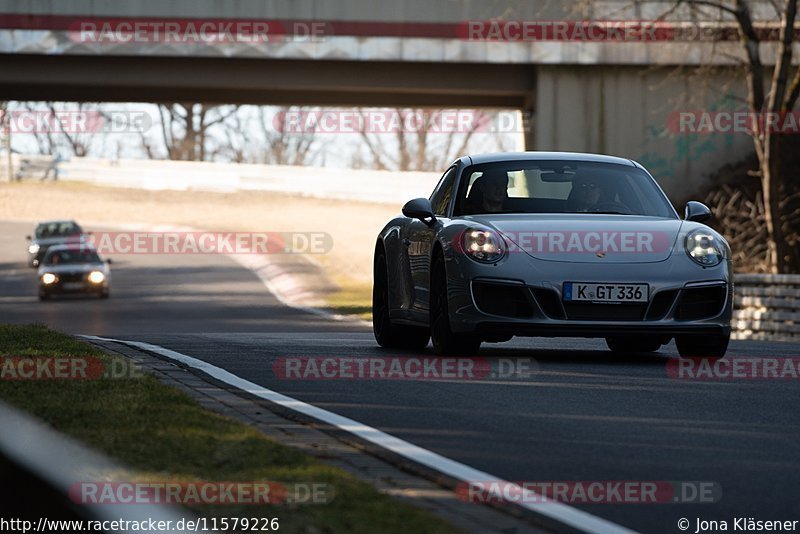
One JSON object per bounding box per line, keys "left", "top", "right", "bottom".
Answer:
{"left": 0, "top": 0, "right": 777, "bottom": 194}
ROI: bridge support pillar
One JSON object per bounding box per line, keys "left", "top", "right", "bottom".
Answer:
{"left": 522, "top": 109, "right": 535, "bottom": 151}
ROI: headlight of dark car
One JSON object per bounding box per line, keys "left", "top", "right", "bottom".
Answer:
{"left": 685, "top": 229, "right": 726, "bottom": 267}
{"left": 462, "top": 227, "right": 507, "bottom": 263}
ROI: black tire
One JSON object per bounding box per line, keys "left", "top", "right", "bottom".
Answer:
{"left": 606, "top": 336, "right": 664, "bottom": 353}
{"left": 430, "top": 254, "right": 481, "bottom": 356}
{"left": 676, "top": 333, "right": 730, "bottom": 359}
{"left": 38, "top": 292, "right": 49, "bottom": 301}
{"left": 372, "top": 251, "right": 430, "bottom": 349}
{"left": 99, "top": 289, "right": 110, "bottom": 299}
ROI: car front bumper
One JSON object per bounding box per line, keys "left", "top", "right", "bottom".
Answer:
{"left": 445, "top": 254, "right": 733, "bottom": 339}
{"left": 39, "top": 277, "right": 108, "bottom": 295}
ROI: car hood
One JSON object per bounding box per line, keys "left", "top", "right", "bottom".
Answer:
{"left": 466, "top": 214, "right": 684, "bottom": 263}
{"left": 38, "top": 263, "right": 107, "bottom": 275}
{"left": 32, "top": 235, "right": 86, "bottom": 246}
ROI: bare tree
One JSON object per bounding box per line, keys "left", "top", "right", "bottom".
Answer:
{"left": 646, "top": 0, "right": 800, "bottom": 273}
{"left": 17, "top": 102, "right": 104, "bottom": 158}
{"left": 210, "top": 106, "right": 325, "bottom": 166}
{"left": 256, "top": 107, "right": 325, "bottom": 166}
{"left": 354, "top": 108, "right": 499, "bottom": 171}
{"left": 156, "top": 103, "right": 237, "bottom": 161}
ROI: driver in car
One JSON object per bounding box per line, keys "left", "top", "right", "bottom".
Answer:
{"left": 571, "top": 177, "right": 602, "bottom": 212}
{"left": 466, "top": 171, "right": 510, "bottom": 213}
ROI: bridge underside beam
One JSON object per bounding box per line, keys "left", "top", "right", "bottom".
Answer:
{"left": 0, "top": 54, "right": 536, "bottom": 109}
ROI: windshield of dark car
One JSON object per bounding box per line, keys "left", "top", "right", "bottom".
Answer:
{"left": 454, "top": 160, "right": 677, "bottom": 218}
{"left": 43, "top": 249, "right": 101, "bottom": 265}
{"left": 35, "top": 222, "right": 83, "bottom": 239}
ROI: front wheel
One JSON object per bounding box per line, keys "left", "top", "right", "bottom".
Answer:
{"left": 675, "top": 333, "right": 730, "bottom": 359}
{"left": 372, "top": 251, "right": 429, "bottom": 350}
{"left": 606, "top": 336, "right": 664, "bottom": 353}
{"left": 430, "top": 254, "right": 481, "bottom": 356}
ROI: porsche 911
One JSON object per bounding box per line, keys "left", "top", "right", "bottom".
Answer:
{"left": 372, "top": 152, "right": 732, "bottom": 358}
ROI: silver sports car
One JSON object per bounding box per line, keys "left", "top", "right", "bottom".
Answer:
{"left": 372, "top": 152, "right": 732, "bottom": 358}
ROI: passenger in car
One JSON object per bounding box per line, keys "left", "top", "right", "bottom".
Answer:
{"left": 465, "top": 171, "right": 510, "bottom": 213}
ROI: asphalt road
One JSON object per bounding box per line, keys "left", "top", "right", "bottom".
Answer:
{"left": 2, "top": 220, "right": 799, "bottom": 534}
{"left": 0, "top": 221, "right": 357, "bottom": 334}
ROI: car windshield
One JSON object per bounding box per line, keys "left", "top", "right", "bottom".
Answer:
{"left": 35, "top": 221, "right": 83, "bottom": 238}
{"left": 455, "top": 160, "right": 677, "bottom": 218}
{"left": 43, "top": 249, "right": 101, "bottom": 265}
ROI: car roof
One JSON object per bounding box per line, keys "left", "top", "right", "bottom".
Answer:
{"left": 35, "top": 220, "right": 79, "bottom": 226}
{"left": 461, "top": 151, "right": 637, "bottom": 167}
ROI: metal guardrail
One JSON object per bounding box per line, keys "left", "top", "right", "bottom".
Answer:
{"left": 733, "top": 274, "right": 800, "bottom": 341}
{"left": 0, "top": 400, "right": 191, "bottom": 533}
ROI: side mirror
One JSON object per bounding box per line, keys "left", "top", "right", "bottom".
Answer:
{"left": 685, "top": 201, "right": 712, "bottom": 223}
{"left": 106, "top": 258, "right": 113, "bottom": 265}
{"left": 402, "top": 198, "right": 436, "bottom": 225}
{"left": 26, "top": 235, "right": 31, "bottom": 241}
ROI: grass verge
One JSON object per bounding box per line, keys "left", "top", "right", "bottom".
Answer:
{"left": 0, "top": 323, "right": 457, "bottom": 534}
{"left": 322, "top": 277, "right": 373, "bottom": 321}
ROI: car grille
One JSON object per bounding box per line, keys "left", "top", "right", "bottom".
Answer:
{"left": 675, "top": 285, "right": 727, "bottom": 321}
{"left": 472, "top": 281, "right": 535, "bottom": 318}
{"left": 499, "top": 284, "right": 724, "bottom": 322}
{"left": 645, "top": 289, "right": 679, "bottom": 320}
{"left": 530, "top": 287, "right": 566, "bottom": 319}
{"left": 562, "top": 302, "right": 647, "bottom": 321}
{"left": 58, "top": 273, "right": 85, "bottom": 283}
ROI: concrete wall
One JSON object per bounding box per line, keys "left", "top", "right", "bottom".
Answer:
{"left": 535, "top": 65, "right": 753, "bottom": 196}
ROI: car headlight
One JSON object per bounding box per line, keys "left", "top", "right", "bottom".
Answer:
{"left": 88, "top": 271, "right": 105, "bottom": 284}
{"left": 28, "top": 244, "right": 40, "bottom": 254}
{"left": 42, "top": 273, "right": 57, "bottom": 285}
{"left": 685, "top": 229, "right": 725, "bottom": 266}
{"left": 462, "top": 228, "right": 506, "bottom": 263}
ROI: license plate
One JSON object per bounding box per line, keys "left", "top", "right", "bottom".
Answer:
{"left": 62, "top": 282, "right": 84, "bottom": 290}
{"left": 563, "top": 282, "right": 648, "bottom": 303}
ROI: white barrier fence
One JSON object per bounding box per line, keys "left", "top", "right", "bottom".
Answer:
{"left": 733, "top": 274, "right": 800, "bottom": 341}
{"left": 3, "top": 154, "right": 442, "bottom": 205}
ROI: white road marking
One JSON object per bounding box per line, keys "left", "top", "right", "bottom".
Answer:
{"left": 82, "top": 335, "right": 636, "bottom": 534}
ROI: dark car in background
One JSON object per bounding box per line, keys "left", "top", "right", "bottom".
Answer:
{"left": 26, "top": 220, "right": 88, "bottom": 267}
{"left": 37, "top": 244, "right": 111, "bottom": 300}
